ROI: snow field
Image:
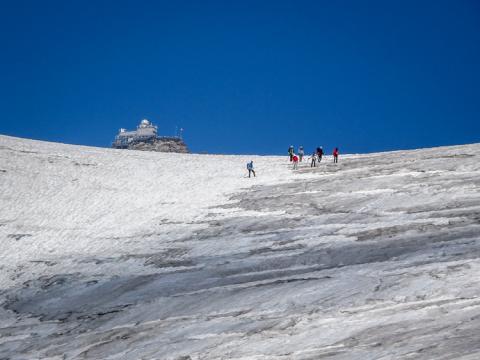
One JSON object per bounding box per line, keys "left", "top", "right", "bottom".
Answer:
{"left": 1, "top": 135, "right": 480, "bottom": 359}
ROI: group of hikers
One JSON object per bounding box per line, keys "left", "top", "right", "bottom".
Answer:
{"left": 246, "top": 145, "right": 339, "bottom": 178}
{"left": 288, "top": 145, "right": 339, "bottom": 169}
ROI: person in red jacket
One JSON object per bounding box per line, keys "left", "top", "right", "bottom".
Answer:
{"left": 333, "top": 147, "right": 339, "bottom": 163}
{"left": 292, "top": 154, "right": 299, "bottom": 169}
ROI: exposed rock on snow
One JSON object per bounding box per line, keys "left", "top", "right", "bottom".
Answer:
{"left": 129, "top": 137, "right": 189, "bottom": 153}
{"left": 1, "top": 135, "right": 480, "bottom": 359}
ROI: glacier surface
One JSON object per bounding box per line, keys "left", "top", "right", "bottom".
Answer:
{"left": 1, "top": 135, "right": 480, "bottom": 359}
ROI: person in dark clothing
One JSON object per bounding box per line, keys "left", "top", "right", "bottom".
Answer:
{"left": 333, "top": 147, "right": 339, "bottom": 163}
{"left": 247, "top": 161, "right": 256, "bottom": 177}
{"left": 288, "top": 145, "right": 295, "bottom": 162}
{"left": 317, "top": 146, "right": 324, "bottom": 163}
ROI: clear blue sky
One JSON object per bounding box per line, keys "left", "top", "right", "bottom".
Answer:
{"left": 1, "top": 0, "right": 479, "bottom": 154}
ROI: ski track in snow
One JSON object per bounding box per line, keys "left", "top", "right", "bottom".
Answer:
{"left": 1, "top": 135, "right": 480, "bottom": 359}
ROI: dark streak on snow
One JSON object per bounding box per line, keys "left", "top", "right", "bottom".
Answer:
{"left": 7, "top": 234, "right": 32, "bottom": 241}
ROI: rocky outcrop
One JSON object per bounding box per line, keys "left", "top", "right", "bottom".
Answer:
{"left": 128, "top": 137, "right": 189, "bottom": 153}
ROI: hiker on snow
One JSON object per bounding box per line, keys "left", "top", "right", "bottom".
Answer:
{"left": 316, "top": 146, "right": 324, "bottom": 162}
{"left": 298, "top": 146, "right": 305, "bottom": 162}
{"left": 288, "top": 145, "right": 295, "bottom": 161}
{"left": 292, "top": 154, "right": 299, "bottom": 170}
{"left": 247, "top": 161, "right": 256, "bottom": 177}
{"left": 310, "top": 151, "right": 317, "bottom": 167}
{"left": 333, "top": 147, "right": 339, "bottom": 163}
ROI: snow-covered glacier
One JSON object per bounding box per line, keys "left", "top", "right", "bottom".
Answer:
{"left": 1, "top": 135, "right": 480, "bottom": 359}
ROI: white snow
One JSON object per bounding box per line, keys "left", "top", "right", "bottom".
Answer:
{"left": 0, "top": 135, "right": 303, "bottom": 288}
{"left": 1, "top": 135, "right": 480, "bottom": 359}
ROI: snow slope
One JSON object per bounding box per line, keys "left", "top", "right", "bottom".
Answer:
{"left": 1, "top": 135, "right": 480, "bottom": 359}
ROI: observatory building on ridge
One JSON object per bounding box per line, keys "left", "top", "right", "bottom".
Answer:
{"left": 112, "top": 119, "right": 188, "bottom": 153}
{"left": 113, "top": 119, "right": 158, "bottom": 148}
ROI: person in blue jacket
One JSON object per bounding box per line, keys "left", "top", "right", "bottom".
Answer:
{"left": 298, "top": 146, "right": 305, "bottom": 162}
{"left": 247, "top": 161, "right": 256, "bottom": 178}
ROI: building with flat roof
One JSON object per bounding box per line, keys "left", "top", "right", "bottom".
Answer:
{"left": 112, "top": 119, "right": 188, "bottom": 153}
{"left": 112, "top": 119, "right": 158, "bottom": 149}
